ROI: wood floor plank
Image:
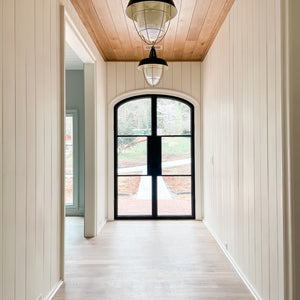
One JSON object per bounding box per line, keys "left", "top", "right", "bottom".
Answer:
{"left": 54, "top": 218, "right": 254, "bottom": 300}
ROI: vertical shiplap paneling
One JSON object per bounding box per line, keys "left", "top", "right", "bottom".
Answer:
{"left": 15, "top": 0, "right": 27, "bottom": 297}
{"left": 240, "top": 0, "right": 249, "bottom": 276}
{"left": 96, "top": 59, "right": 107, "bottom": 224}
{"left": 125, "top": 62, "right": 135, "bottom": 92}
{"left": 253, "top": 0, "right": 262, "bottom": 294}
{"left": 26, "top": 0, "right": 37, "bottom": 297}
{"left": 267, "top": 0, "right": 279, "bottom": 297}
{"left": 228, "top": 10, "right": 235, "bottom": 258}
{"left": 275, "top": 0, "right": 284, "bottom": 296}
{"left": 231, "top": 2, "right": 239, "bottom": 262}
{"left": 172, "top": 62, "right": 182, "bottom": 92}
{"left": 259, "top": 0, "right": 270, "bottom": 297}
{"left": 181, "top": 62, "right": 191, "bottom": 96}
{"left": 2, "top": 0, "right": 108, "bottom": 297}
{"left": 107, "top": 62, "right": 117, "bottom": 103}
{"left": 191, "top": 62, "right": 201, "bottom": 106}
{"left": 227, "top": 9, "right": 233, "bottom": 256}
{"left": 50, "top": 0, "right": 59, "bottom": 288}
{"left": 223, "top": 17, "right": 231, "bottom": 251}
{"left": 0, "top": 0, "right": 3, "bottom": 296}
{"left": 43, "top": 0, "right": 52, "bottom": 294}
{"left": 107, "top": 62, "right": 201, "bottom": 104}
{"left": 247, "top": 0, "right": 255, "bottom": 285}
{"left": 201, "top": 0, "right": 284, "bottom": 298}
{"left": 55, "top": 0, "right": 62, "bottom": 284}
{"left": 235, "top": 0, "right": 243, "bottom": 268}
{"left": 116, "top": 62, "right": 126, "bottom": 95}
{"left": 2, "top": 0, "right": 16, "bottom": 299}
{"left": 35, "top": 0, "right": 45, "bottom": 294}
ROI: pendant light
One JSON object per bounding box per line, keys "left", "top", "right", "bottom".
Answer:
{"left": 138, "top": 46, "right": 168, "bottom": 87}
{"left": 126, "top": 0, "right": 177, "bottom": 45}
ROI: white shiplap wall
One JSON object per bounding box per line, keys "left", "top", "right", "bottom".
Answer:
{"left": 201, "top": 0, "right": 284, "bottom": 299}
{"left": 1, "top": 0, "right": 107, "bottom": 299}
{"left": 107, "top": 62, "right": 201, "bottom": 104}
{"left": 1, "top": 0, "right": 61, "bottom": 298}
{"left": 287, "top": 0, "right": 300, "bottom": 298}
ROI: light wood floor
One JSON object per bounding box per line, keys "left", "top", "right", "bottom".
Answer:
{"left": 54, "top": 218, "right": 254, "bottom": 300}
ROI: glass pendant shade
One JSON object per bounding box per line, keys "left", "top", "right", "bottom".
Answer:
{"left": 126, "top": 0, "right": 177, "bottom": 45}
{"left": 138, "top": 47, "right": 168, "bottom": 87}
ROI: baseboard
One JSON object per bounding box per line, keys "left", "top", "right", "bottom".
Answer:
{"left": 46, "top": 280, "right": 63, "bottom": 300}
{"left": 203, "top": 220, "right": 262, "bottom": 300}
{"left": 97, "top": 219, "right": 107, "bottom": 234}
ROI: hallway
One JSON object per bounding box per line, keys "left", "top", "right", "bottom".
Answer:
{"left": 54, "top": 218, "right": 253, "bottom": 299}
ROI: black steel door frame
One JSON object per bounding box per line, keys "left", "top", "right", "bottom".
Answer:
{"left": 114, "top": 94, "right": 195, "bottom": 220}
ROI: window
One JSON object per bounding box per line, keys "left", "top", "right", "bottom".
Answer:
{"left": 65, "top": 110, "right": 81, "bottom": 215}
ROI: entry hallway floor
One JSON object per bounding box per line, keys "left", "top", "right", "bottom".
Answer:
{"left": 54, "top": 218, "right": 254, "bottom": 300}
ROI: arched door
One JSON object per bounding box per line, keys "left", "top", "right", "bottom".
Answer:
{"left": 114, "top": 95, "right": 195, "bottom": 219}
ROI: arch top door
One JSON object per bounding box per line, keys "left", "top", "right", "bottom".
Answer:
{"left": 114, "top": 95, "right": 195, "bottom": 219}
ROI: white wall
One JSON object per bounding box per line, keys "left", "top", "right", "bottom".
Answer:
{"left": 286, "top": 0, "right": 300, "bottom": 298}
{"left": 95, "top": 59, "right": 107, "bottom": 231}
{"left": 1, "top": 0, "right": 61, "bottom": 298}
{"left": 0, "top": 0, "right": 107, "bottom": 299}
{"left": 107, "top": 62, "right": 201, "bottom": 104}
{"left": 201, "top": 0, "right": 284, "bottom": 299}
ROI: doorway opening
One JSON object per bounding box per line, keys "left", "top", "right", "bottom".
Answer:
{"left": 114, "top": 95, "right": 195, "bottom": 219}
{"left": 62, "top": 10, "right": 97, "bottom": 283}
{"left": 65, "top": 44, "right": 84, "bottom": 217}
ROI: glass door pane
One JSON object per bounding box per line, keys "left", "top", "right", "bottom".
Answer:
{"left": 118, "top": 98, "right": 152, "bottom": 135}
{"left": 157, "top": 98, "right": 191, "bottom": 135}
{"left": 161, "top": 137, "right": 191, "bottom": 175}
{"left": 117, "top": 176, "right": 152, "bottom": 216}
{"left": 118, "top": 137, "right": 147, "bottom": 175}
{"left": 157, "top": 176, "right": 192, "bottom": 216}
{"left": 116, "top": 97, "right": 152, "bottom": 217}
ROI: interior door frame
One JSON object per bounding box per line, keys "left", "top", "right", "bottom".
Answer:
{"left": 63, "top": 8, "right": 97, "bottom": 237}
{"left": 114, "top": 94, "right": 195, "bottom": 220}
{"left": 60, "top": 5, "right": 98, "bottom": 281}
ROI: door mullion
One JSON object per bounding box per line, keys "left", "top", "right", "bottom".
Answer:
{"left": 152, "top": 176, "right": 157, "bottom": 218}
{"left": 152, "top": 96, "right": 157, "bottom": 137}
{"left": 148, "top": 136, "right": 161, "bottom": 218}
{"left": 152, "top": 96, "right": 157, "bottom": 217}
{"left": 147, "top": 136, "right": 161, "bottom": 176}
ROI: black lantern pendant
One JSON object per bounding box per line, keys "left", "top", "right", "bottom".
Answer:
{"left": 126, "top": 0, "right": 177, "bottom": 45}
{"left": 138, "top": 46, "right": 168, "bottom": 87}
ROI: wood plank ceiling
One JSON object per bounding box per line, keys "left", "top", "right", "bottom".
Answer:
{"left": 70, "top": 0, "right": 235, "bottom": 61}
